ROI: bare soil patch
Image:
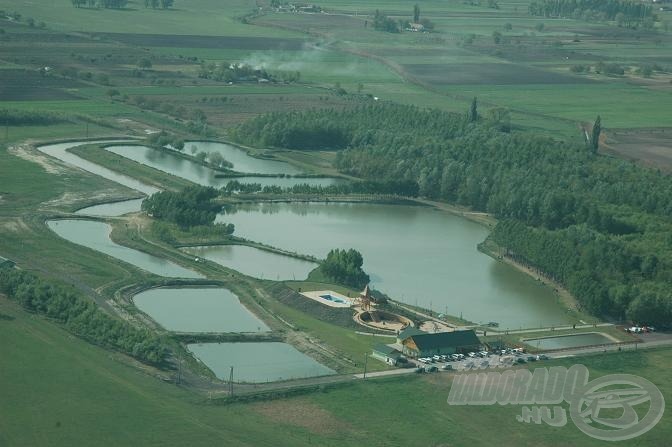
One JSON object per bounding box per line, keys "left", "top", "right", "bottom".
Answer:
{"left": 94, "top": 33, "right": 306, "bottom": 50}
{"left": 0, "top": 69, "right": 82, "bottom": 101}
{"left": 602, "top": 128, "right": 672, "bottom": 171}
{"left": 9, "top": 145, "right": 64, "bottom": 175}
{"left": 251, "top": 397, "right": 352, "bottom": 435}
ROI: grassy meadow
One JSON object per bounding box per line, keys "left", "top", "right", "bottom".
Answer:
{"left": 2, "top": 294, "right": 671, "bottom": 446}
{"left": 1, "top": 1, "right": 672, "bottom": 445}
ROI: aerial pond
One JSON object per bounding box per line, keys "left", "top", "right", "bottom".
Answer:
{"left": 188, "top": 342, "right": 335, "bottom": 383}
{"left": 133, "top": 287, "right": 268, "bottom": 333}
{"left": 47, "top": 219, "right": 202, "bottom": 279}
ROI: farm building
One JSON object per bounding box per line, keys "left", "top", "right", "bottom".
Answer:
{"left": 0, "top": 256, "right": 15, "bottom": 269}
{"left": 371, "top": 344, "right": 402, "bottom": 366}
{"left": 401, "top": 329, "right": 481, "bottom": 358}
{"left": 396, "top": 326, "right": 425, "bottom": 344}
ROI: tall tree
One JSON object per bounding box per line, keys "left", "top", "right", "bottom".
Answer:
{"left": 413, "top": 4, "right": 421, "bottom": 23}
{"left": 590, "top": 115, "right": 601, "bottom": 154}
{"left": 469, "top": 97, "right": 478, "bottom": 122}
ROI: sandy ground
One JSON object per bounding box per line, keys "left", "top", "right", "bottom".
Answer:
{"left": 602, "top": 128, "right": 672, "bottom": 171}
{"left": 9, "top": 144, "right": 65, "bottom": 174}
{"left": 251, "top": 398, "right": 353, "bottom": 435}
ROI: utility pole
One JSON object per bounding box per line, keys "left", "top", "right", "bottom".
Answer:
{"left": 85, "top": 122, "right": 89, "bottom": 138}
{"left": 229, "top": 366, "right": 234, "bottom": 396}
{"left": 363, "top": 353, "right": 368, "bottom": 379}
{"left": 177, "top": 355, "right": 182, "bottom": 385}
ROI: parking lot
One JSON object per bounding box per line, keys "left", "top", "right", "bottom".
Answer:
{"left": 409, "top": 349, "right": 551, "bottom": 373}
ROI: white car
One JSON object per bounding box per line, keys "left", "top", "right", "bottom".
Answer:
{"left": 479, "top": 351, "right": 489, "bottom": 357}
{"left": 432, "top": 355, "right": 442, "bottom": 362}
{"left": 468, "top": 352, "right": 477, "bottom": 358}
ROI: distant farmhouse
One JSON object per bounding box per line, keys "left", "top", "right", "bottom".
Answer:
{"left": 372, "top": 327, "right": 481, "bottom": 364}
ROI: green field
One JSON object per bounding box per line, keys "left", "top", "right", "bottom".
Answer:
{"left": 2, "top": 295, "right": 670, "bottom": 446}
{"left": 0, "top": 0, "right": 300, "bottom": 37}
{"left": 2, "top": 1, "right": 672, "bottom": 445}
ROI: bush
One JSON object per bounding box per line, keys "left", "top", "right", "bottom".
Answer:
{"left": 320, "top": 249, "right": 370, "bottom": 289}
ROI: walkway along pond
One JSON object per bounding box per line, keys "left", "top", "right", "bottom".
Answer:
{"left": 181, "top": 244, "right": 318, "bottom": 281}
{"left": 104, "top": 143, "right": 343, "bottom": 188}
{"left": 37, "top": 141, "right": 155, "bottom": 215}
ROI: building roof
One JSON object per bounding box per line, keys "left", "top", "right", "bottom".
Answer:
{"left": 373, "top": 344, "right": 400, "bottom": 356}
{"left": 406, "top": 330, "right": 480, "bottom": 351}
{"left": 397, "top": 326, "right": 425, "bottom": 341}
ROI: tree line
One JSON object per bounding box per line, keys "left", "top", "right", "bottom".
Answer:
{"left": 0, "top": 266, "right": 168, "bottom": 364}
{"left": 0, "top": 109, "right": 67, "bottom": 126}
{"left": 232, "top": 102, "right": 672, "bottom": 327}
{"left": 528, "top": 0, "right": 655, "bottom": 27}
{"left": 222, "top": 179, "right": 420, "bottom": 197}
{"left": 71, "top": 0, "right": 174, "bottom": 9}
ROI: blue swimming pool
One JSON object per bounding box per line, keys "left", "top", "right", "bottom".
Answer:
{"left": 320, "top": 294, "right": 346, "bottom": 304}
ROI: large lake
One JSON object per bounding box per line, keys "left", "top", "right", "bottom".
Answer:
{"left": 181, "top": 245, "right": 318, "bottom": 280}
{"left": 218, "top": 202, "right": 571, "bottom": 329}
{"left": 133, "top": 287, "right": 268, "bottom": 333}
{"left": 47, "top": 219, "right": 202, "bottom": 279}
{"left": 104, "top": 144, "right": 342, "bottom": 188}
{"left": 188, "top": 342, "right": 335, "bottom": 382}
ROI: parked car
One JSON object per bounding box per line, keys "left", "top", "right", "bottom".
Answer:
{"left": 526, "top": 355, "right": 537, "bottom": 362}
{"left": 537, "top": 354, "right": 549, "bottom": 360}
{"left": 440, "top": 355, "right": 448, "bottom": 361}
{"left": 418, "top": 358, "right": 429, "bottom": 364}
{"left": 432, "top": 355, "right": 442, "bottom": 362}
{"left": 468, "top": 352, "right": 477, "bottom": 358}
{"left": 451, "top": 354, "right": 460, "bottom": 361}
{"left": 425, "top": 365, "right": 438, "bottom": 373}
{"left": 479, "top": 351, "right": 489, "bottom": 357}
{"left": 442, "top": 364, "right": 453, "bottom": 370}
{"left": 517, "top": 357, "right": 527, "bottom": 364}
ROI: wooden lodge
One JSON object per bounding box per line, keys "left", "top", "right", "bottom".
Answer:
{"left": 401, "top": 329, "right": 481, "bottom": 358}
